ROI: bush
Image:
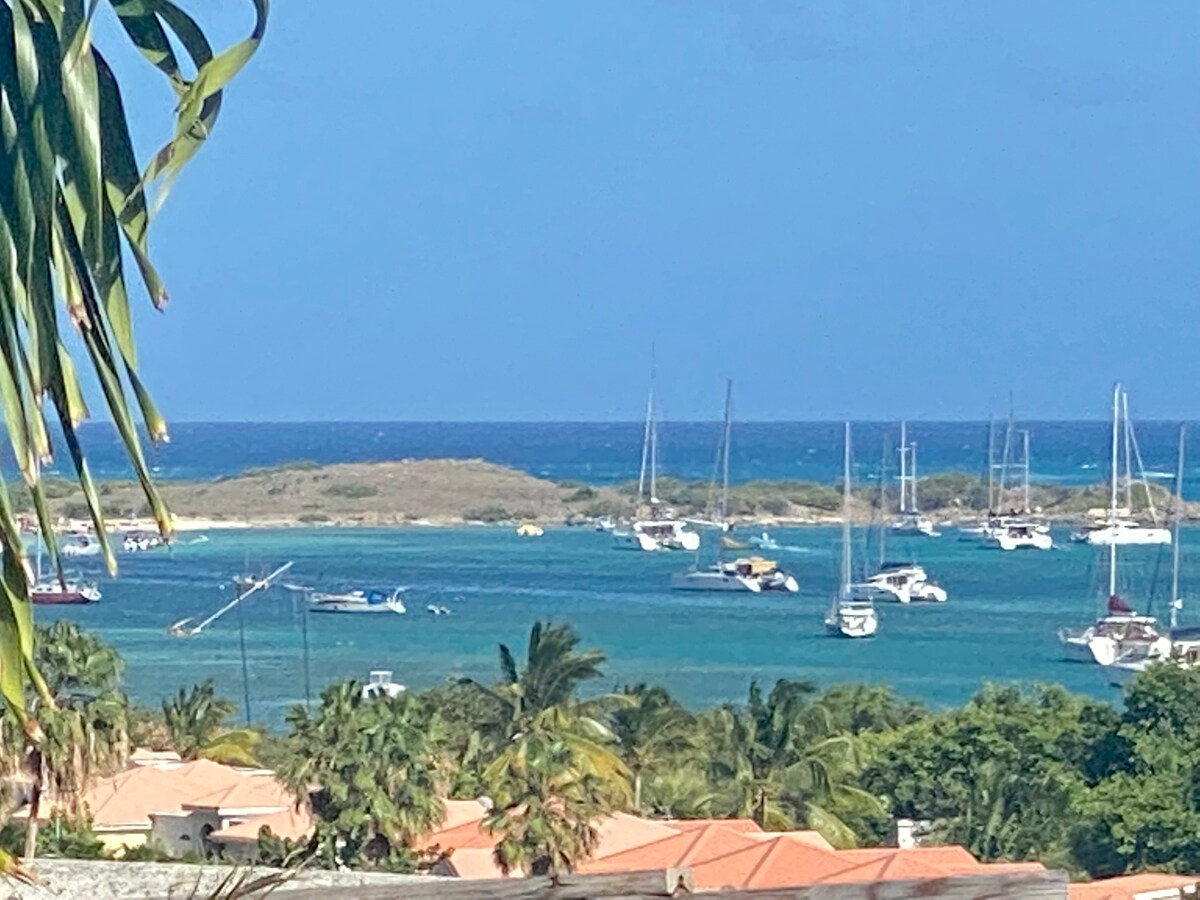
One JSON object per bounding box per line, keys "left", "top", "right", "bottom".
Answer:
{"left": 566, "top": 486, "right": 597, "bottom": 502}
{"left": 298, "top": 513, "right": 331, "bottom": 524}
{"left": 321, "top": 483, "right": 379, "bottom": 499}
{"left": 465, "top": 505, "right": 513, "bottom": 523}
{"left": 758, "top": 497, "right": 790, "bottom": 517}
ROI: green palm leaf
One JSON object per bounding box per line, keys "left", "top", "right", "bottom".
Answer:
{"left": 0, "top": 0, "right": 266, "bottom": 728}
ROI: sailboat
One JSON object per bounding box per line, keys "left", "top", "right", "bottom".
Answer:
{"left": 977, "top": 403, "right": 1052, "bottom": 550}
{"left": 826, "top": 423, "right": 878, "bottom": 638}
{"left": 1058, "top": 384, "right": 1171, "bottom": 665}
{"left": 1072, "top": 389, "right": 1170, "bottom": 546}
{"left": 1104, "top": 426, "right": 1195, "bottom": 685}
{"left": 890, "top": 423, "right": 938, "bottom": 537}
{"left": 31, "top": 534, "right": 100, "bottom": 605}
{"left": 613, "top": 381, "right": 700, "bottom": 553}
{"left": 866, "top": 437, "right": 946, "bottom": 603}
{"left": 671, "top": 382, "right": 798, "bottom": 593}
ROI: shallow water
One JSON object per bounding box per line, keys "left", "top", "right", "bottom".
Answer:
{"left": 37, "top": 524, "right": 1196, "bottom": 727}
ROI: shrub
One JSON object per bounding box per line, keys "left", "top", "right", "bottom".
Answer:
{"left": 321, "top": 483, "right": 380, "bottom": 499}
{"left": 298, "top": 513, "right": 331, "bottom": 524}
{"left": 466, "top": 506, "right": 512, "bottom": 523}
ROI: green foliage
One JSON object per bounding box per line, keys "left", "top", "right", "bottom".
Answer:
{"left": 162, "top": 680, "right": 261, "bottom": 766}
{"left": 0, "top": 812, "right": 104, "bottom": 859}
{"left": 465, "top": 505, "right": 516, "bottom": 523}
{"left": 320, "top": 483, "right": 379, "bottom": 499}
{"left": 118, "top": 837, "right": 177, "bottom": 863}
{"left": 279, "top": 683, "right": 445, "bottom": 870}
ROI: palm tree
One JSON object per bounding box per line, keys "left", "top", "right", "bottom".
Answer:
{"left": 281, "top": 681, "right": 446, "bottom": 868}
{"left": 471, "top": 623, "right": 631, "bottom": 874}
{"left": 0, "top": 2, "right": 264, "bottom": 873}
{"left": 704, "top": 680, "right": 882, "bottom": 847}
{"left": 162, "top": 680, "right": 260, "bottom": 767}
{"left": 610, "top": 684, "right": 694, "bottom": 813}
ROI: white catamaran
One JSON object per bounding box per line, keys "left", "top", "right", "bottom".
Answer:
{"left": 890, "top": 422, "right": 939, "bottom": 537}
{"left": 1072, "top": 389, "right": 1170, "bottom": 547}
{"left": 1059, "top": 385, "right": 1171, "bottom": 666}
{"left": 671, "top": 382, "right": 798, "bottom": 593}
{"left": 826, "top": 423, "right": 879, "bottom": 638}
{"left": 977, "top": 405, "right": 1052, "bottom": 551}
{"left": 867, "top": 438, "right": 947, "bottom": 602}
{"left": 613, "top": 382, "right": 700, "bottom": 553}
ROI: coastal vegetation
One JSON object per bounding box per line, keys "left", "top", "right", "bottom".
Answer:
{"left": 18, "top": 460, "right": 1192, "bottom": 529}
{"left": 10, "top": 620, "right": 1200, "bottom": 882}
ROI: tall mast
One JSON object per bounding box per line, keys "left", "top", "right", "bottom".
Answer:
{"left": 1122, "top": 391, "right": 1133, "bottom": 512}
{"left": 637, "top": 389, "right": 653, "bottom": 507}
{"left": 1171, "top": 425, "right": 1185, "bottom": 629}
{"left": 998, "top": 395, "right": 1014, "bottom": 510}
{"left": 898, "top": 421, "right": 908, "bottom": 513}
{"left": 879, "top": 435, "right": 888, "bottom": 567}
{"left": 720, "top": 380, "right": 732, "bottom": 524}
{"left": 986, "top": 416, "right": 996, "bottom": 513}
{"left": 911, "top": 439, "right": 919, "bottom": 513}
{"left": 649, "top": 413, "right": 658, "bottom": 504}
{"left": 1022, "top": 430, "right": 1031, "bottom": 513}
{"left": 840, "top": 422, "right": 852, "bottom": 596}
{"left": 1108, "top": 383, "right": 1121, "bottom": 599}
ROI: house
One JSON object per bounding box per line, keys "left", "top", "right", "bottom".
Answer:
{"left": 1069, "top": 874, "right": 1200, "bottom": 900}
{"left": 14, "top": 757, "right": 302, "bottom": 858}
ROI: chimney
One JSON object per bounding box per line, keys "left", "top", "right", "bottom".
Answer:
{"left": 893, "top": 818, "right": 917, "bottom": 849}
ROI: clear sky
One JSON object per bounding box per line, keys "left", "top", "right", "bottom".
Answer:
{"left": 100, "top": 2, "right": 1199, "bottom": 422}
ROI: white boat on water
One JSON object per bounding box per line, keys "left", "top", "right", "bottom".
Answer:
{"left": 974, "top": 416, "right": 1052, "bottom": 550}
{"left": 864, "top": 562, "right": 947, "bottom": 604}
{"left": 1059, "top": 385, "right": 1173, "bottom": 666}
{"left": 362, "top": 670, "right": 406, "bottom": 699}
{"left": 1072, "top": 390, "right": 1170, "bottom": 547}
{"left": 983, "top": 519, "right": 1053, "bottom": 551}
{"left": 826, "top": 423, "right": 878, "bottom": 639}
{"left": 123, "top": 531, "right": 165, "bottom": 552}
{"left": 613, "top": 380, "right": 700, "bottom": 552}
{"left": 748, "top": 531, "right": 780, "bottom": 552}
{"left": 309, "top": 587, "right": 407, "bottom": 615}
{"left": 890, "top": 423, "right": 939, "bottom": 537}
{"left": 671, "top": 556, "right": 799, "bottom": 593}
{"left": 61, "top": 534, "right": 103, "bottom": 558}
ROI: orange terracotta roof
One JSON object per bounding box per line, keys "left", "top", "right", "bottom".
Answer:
{"left": 210, "top": 805, "right": 313, "bottom": 844}
{"left": 580, "top": 822, "right": 771, "bottom": 889}
{"left": 666, "top": 817, "right": 762, "bottom": 834}
{"left": 441, "top": 799, "right": 491, "bottom": 830}
{"left": 748, "top": 830, "right": 836, "bottom": 850}
{"left": 438, "top": 847, "right": 519, "bottom": 880}
{"left": 1069, "top": 873, "right": 1200, "bottom": 900}
{"left": 591, "top": 813, "right": 682, "bottom": 859}
{"left": 184, "top": 776, "right": 294, "bottom": 813}
{"left": 128, "top": 748, "right": 183, "bottom": 767}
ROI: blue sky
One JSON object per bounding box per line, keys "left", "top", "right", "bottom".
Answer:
{"left": 100, "top": 2, "right": 1199, "bottom": 422}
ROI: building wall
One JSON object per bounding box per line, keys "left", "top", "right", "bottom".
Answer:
{"left": 150, "top": 810, "right": 222, "bottom": 857}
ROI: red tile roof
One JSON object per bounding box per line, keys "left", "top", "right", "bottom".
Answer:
{"left": 1069, "top": 873, "right": 1200, "bottom": 900}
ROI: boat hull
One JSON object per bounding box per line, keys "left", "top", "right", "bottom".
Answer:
{"left": 310, "top": 602, "right": 405, "bottom": 614}
{"left": 31, "top": 592, "right": 97, "bottom": 606}
{"left": 1084, "top": 527, "right": 1172, "bottom": 547}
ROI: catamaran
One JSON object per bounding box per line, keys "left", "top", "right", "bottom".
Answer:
{"left": 1071, "top": 389, "right": 1170, "bottom": 546}
{"left": 973, "top": 406, "right": 1052, "bottom": 550}
{"left": 1059, "top": 385, "right": 1171, "bottom": 665}
{"left": 613, "top": 381, "right": 700, "bottom": 553}
{"left": 671, "top": 382, "right": 798, "bottom": 592}
{"left": 864, "top": 562, "right": 947, "bottom": 604}
{"left": 826, "top": 423, "right": 879, "bottom": 638}
{"left": 890, "top": 422, "right": 938, "bottom": 537}
{"left": 1102, "top": 426, "right": 1191, "bottom": 685}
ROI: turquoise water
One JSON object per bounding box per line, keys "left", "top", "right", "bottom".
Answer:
{"left": 37, "top": 525, "right": 1197, "bottom": 727}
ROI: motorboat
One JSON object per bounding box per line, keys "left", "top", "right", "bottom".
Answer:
{"left": 60, "top": 534, "right": 102, "bottom": 558}
{"left": 361, "top": 670, "right": 406, "bottom": 699}
{"left": 309, "top": 587, "right": 407, "bottom": 615}
{"left": 614, "top": 519, "right": 700, "bottom": 552}
{"left": 593, "top": 516, "right": 617, "bottom": 532}
{"left": 31, "top": 577, "right": 100, "bottom": 605}
{"left": 515, "top": 523, "right": 544, "bottom": 537}
{"left": 123, "top": 531, "right": 165, "bottom": 552}
{"left": 864, "top": 562, "right": 947, "bottom": 603}
{"left": 748, "top": 531, "right": 780, "bottom": 552}
{"left": 670, "top": 556, "right": 798, "bottom": 593}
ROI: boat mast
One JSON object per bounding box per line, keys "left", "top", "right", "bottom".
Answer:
{"left": 1122, "top": 391, "right": 1133, "bottom": 513}
{"left": 986, "top": 416, "right": 996, "bottom": 514}
{"left": 997, "top": 395, "right": 1014, "bottom": 511}
{"left": 637, "top": 389, "right": 653, "bottom": 508}
{"left": 898, "top": 421, "right": 908, "bottom": 513}
{"left": 1171, "top": 425, "right": 1185, "bottom": 629}
{"left": 911, "top": 438, "right": 919, "bottom": 514}
{"left": 1022, "top": 430, "right": 1031, "bottom": 513}
{"left": 879, "top": 435, "right": 888, "bottom": 567}
{"left": 720, "top": 379, "right": 732, "bottom": 524}
{"left": 1108, "top": 383, "right": 1121, "bottom": 600}
{"left": 840, "top": 422, "right": 852, "bottom": 599}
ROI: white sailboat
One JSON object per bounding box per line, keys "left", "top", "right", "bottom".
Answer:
{"left": 613, "top": 382, "right": 700, "bottom": 553}
{"left": 826, "top": 423, "right": 879, "bottom": 638}
{"left": 1059, "top": 384, "right": 1171, "bottom": 665}
{"left": 309, "top": 587, "right": 407, "bottom": 615}
{"left": 890, "top": 422, "right": 939, "bottom": 537}
{"left": 1073, "top": 389, "right": 1170, "bottom": 546}
{"left": 977, "top": 405, "right": 1052, "bottom": 550}
{"left": 1103, "top": 426, "right": 1192, "bottom": 685}
{"left": 868, "top": 438, "right": 946, "bottom": 603}
{"left": 672, "top": 382, "right": 798, "bottom": 592}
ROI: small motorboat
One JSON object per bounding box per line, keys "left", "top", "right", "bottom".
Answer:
{"left": 361, "top": 669, "right": 406, "bottom": 699}
{"left": 32, "top": 577, "right": 101, "bottom": 605}
{"left": 61, "top": 535, "right": 103, "bottom": 558}
{"left": 123, "top": 531, "right": 165, "bottom": 553}
{"left": 516, "top": 523, "right": 544, "bottom": 537}
{"left": 309, "top": 587, "right": 407, "bottom": 615}
{"left": 748, "top": 531, "right": 780, "bottom": 552}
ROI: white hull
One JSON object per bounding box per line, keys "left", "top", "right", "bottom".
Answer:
{"left": 891, "top": 517, "right": 940, "bottom": 538}
{"left": 669, "top": 569, "right": 799, "bottom": 593}
{"left": 826, "top": 608, "right": 878, "bottom": 638}
{"left": 613, "top": 521, "right": 700, "bottom": 552}
{"left": 310, "top": 600, "right": 406, "bottom": 614}
{"left": 865, "top": 565, "right": 947, "bottom": 603}
{"left": 989, "top": 531, "right": 1053, "bottom": 551}
{"left": 1083, "top": 525, "right": 1171, "bottom": 546}
{"left": 1058, "top": 618, "right": 1170, "bottom": 665}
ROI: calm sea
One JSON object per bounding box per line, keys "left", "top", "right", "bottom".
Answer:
{"left": 27, "top": 421, "right": 1200, "bottom": 726}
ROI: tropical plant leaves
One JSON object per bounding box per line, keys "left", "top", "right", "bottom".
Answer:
{"left": 0, "top": 0, "right": 267, "bottom": 726}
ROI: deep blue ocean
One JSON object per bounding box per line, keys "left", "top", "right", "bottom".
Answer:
{"left": 26, "top": 421, "right": 1200, "bottom": 727}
